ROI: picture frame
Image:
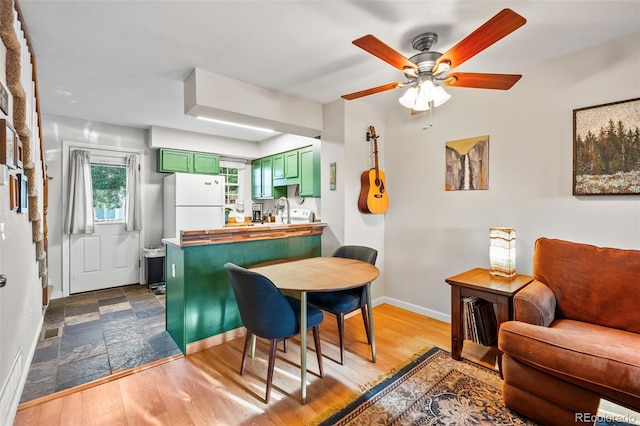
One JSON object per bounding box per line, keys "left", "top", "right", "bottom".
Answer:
{"left": 9, "top": 174, "right": 18, "bottom": 210}
{"left": 573, "top": 98, "right": 640, "bottom": 195}
{"left": 0, "top": 119, "right": 17, "bottom": 169}
{"left": 18, "top": 173, "right": 28, "bottom": 213}
{"left": 329, "top": 162, "right": 336, "bottom": 191}
{"left": 445, "top": 135, "right": 489, "bottom": 191}
{"left": 0, "top": 82, "right": 8, "bottom": 116}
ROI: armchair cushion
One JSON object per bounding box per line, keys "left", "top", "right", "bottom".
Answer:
{"left": 499, "top": 319, "right": 640, "bottom": 400}
{"left": 513, "top": 280, "right": 556, "bottom": 326}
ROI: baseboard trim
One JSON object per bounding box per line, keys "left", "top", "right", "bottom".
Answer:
{"left": 186, "top": 327, "right": 245, "bottom": 355}
{"left": 375, "top": 296, "right": 451, "bottom": 324}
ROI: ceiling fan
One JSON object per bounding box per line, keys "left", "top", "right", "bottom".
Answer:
{"left": 341, "top": 9, "right": 527, "bottom": 112}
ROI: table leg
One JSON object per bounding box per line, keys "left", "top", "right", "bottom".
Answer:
{"left": 250, "top": 335, "right": 256, "bottom": 358}
{"left": 365, "top": 283, "right": 376, "bottom": 363}
{"left": 300, "top": 290, "right": 307, "bottom": 404}
{"left": 495, "top": 296, "right": 509, "bottom": 377}
{"left": 451, "top": 285, "right": 463, "bottom": 360}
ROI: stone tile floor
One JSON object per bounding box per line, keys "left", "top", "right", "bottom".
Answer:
{"left": 20, "top": 284, "right": 180, "bottom": 403}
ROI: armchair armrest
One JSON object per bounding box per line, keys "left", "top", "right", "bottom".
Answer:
{"left": 514, "top": 280, "right": 557, "bottom": 326}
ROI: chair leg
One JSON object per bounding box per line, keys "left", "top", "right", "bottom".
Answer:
{"left": 240, "top": 331, "right": 252, "bottom": 375}
{"left": 312, "top": 326, "right": 324, "bottom": 377}
{"left": 361, "top": 306, "right": 371, "bottom": 345}
{"left": 283, "top": 338, "right": 288, "bottom": 353}
{"left": 337, "top": 313, "right": 345, "bottom": 365}
{"left": 265, "top": 339, "right": 278, "bottom": 404}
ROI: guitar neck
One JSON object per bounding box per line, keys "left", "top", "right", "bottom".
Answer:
{"left": 373, "top": 137, "right": 380, "bottom": 178}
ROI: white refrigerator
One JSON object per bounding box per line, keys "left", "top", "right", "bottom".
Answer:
{"left": 163, "top": 173, "right": 226, "bottom": 238}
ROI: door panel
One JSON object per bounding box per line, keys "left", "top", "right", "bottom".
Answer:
{"left": 70, "top": 223, "right": 139, "bottom": 294}
{"left": 82, "top": 236, "right": 101, "bottom": 272}
{"left": 113, "top": 234, "right": 130, "bottom": 269}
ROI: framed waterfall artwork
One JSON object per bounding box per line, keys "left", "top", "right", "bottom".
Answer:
{"left": 445, "top": 135, "right": 489, "bottom": 191}
{"left": 573, "top": 97, "right": 640, "bottom": 195}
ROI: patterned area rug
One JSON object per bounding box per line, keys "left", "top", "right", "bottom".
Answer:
{"left": 312, "top": 347, "right": 538, "bottom": 426}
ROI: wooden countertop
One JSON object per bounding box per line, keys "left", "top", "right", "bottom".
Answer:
{"left": 162, "top": 222, "right": 326, "bottom": 247}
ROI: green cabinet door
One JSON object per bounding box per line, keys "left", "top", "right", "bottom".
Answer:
{"left": 284, "top": 150, "right": 299, "bottom": 178}
{"left": 261, "top": 157, "right": 273, "bottom": 198}
{"left": 272, "top": 154, "right": 285, "bottom": 179}
{"left": 158, "top": 149, "right": 220, "bottom": 174}
{"left": 158, "top": 149, "right": 192, "bottom": 173}
{"left": 299, "top": 145, "right": 320, "bottom": 197}
{"left": 193, "top": 152, "right": 220, "bottom": 174}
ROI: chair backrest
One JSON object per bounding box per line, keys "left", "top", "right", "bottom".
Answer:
{"left": 224, "top": 263, "right": 297, "bottom": 339}
{"left": 332, "top": 246, "right": 378, "bottom": 300}
{"left": 332, "top": 245, "right": 378, "bottom": 266}
{"left": 533, "top": 237, "right": 640, "bottom": 333}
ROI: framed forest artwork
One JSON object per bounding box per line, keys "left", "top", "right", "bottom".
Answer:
{"left": 573, "top": 98, "right": 640, "bottom": 195}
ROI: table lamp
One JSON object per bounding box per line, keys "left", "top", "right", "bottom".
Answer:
{"left": 489, "top": 227, "right": 516, "bottom": 277}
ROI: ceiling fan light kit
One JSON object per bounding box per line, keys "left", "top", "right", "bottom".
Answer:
{"left": 341, "top": 8, "right": 527, "bottom": 115}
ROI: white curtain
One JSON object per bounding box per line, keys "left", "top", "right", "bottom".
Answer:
{"left": 64, "top": 149, "right": 94, "bottom": 234}
{"left": 125, "top": 154, "right": 142, "bottom": 231}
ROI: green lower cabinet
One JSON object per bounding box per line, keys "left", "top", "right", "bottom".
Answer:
{"left": 164, "top": 235, "right": 321, "bottom": 353}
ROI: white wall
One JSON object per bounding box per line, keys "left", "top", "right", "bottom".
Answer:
{"left": 383, "top": 33, "right": 640, "bottom": 322}
{"left": 42, "top": 115, "right": 164, "bottom": 298}
{"left": 0, "top": 18, "right": 45, "bottom": 425}
{"left": 321, "top": 99, "right": 387, "bottom": 300}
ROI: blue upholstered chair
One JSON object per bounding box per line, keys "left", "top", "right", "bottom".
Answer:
{"left": 307, "top": 245, "right": 378, "bottom": 365}
{"left": 224, "top": 263, "right": 324, "bottom": 403}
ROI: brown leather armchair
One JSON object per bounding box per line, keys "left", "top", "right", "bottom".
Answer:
{"left": 498, "top": 238, "right": 640, "bottom": 425}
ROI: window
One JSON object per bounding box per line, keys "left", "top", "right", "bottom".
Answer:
{"left": 91, "top": 164, "right": 126, "bottom": 221}
{"left": 220, "top": 160, "right": 245, "bottom": 205}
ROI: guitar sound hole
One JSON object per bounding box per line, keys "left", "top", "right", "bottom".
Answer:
{"left": 374, "top": 194, "right": 383, "bottom": 198}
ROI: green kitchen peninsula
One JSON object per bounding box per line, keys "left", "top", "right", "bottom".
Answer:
{"left": 162, "top": 223, "right": 326, "bottom": 354}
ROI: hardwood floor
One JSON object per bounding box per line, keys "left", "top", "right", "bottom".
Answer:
{"left": 14, "top": 304, "right": 497, "bottom": 426}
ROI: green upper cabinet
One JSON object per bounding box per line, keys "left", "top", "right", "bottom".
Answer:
{"left": 252, "top": 143, "right": 320, "bottom": 199}
{"left": 299, "top": 145, "right": 321, "bottom": 197}
{"left": 158, "top": 148, "right": 220, "bottom": 174}
{"left": 192, "top": 152, "right": 220, "bottom": 174}
{"left": 273, "top": 149, "right": 300, "bottom": 186}
{"left": 158, "top": 149, "right": 192, "bottom": 173}
{"left": 252, "top": 157, "right": 276, "bottom": 199}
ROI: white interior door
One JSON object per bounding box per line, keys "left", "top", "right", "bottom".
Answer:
{"left": 70, "top": 223, "right": 140, "bottom": 294}
{"left": 67, "top": 148, "right": 142, "bottom": 294}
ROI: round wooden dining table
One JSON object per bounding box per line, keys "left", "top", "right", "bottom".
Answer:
{"left": 251, "top": 256, "right": 379, "bottom": 404}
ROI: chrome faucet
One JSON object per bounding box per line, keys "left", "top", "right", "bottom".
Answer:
{"left": 276, "top": 197, "right": 290, "bottom": 224}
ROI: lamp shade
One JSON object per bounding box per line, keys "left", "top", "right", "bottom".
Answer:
{"left": 398, "top": 87, "right": 418, "bottom": 109}
{"left": 489, "top": 227, "right": 516, "bottom": 277}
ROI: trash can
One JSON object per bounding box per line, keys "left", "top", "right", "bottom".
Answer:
{"left": 143, "top": 247, "right": 165, "bottom": 289}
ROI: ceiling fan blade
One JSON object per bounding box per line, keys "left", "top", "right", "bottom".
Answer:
{"left": 433, "top": 9, "right": 526, "bottom": 73}
{"left": 353, "top": 35, "right": 418, "bottom": 72}
{"left": 443, "top": 72, "right": 522, "bottom": 90}
{"left": 341, "top": 82, "right": 402, "bottom": 100}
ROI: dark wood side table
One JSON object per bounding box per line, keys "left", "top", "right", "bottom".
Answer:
{"left": 446, "top": 268, "right": 534, "bottom": 367}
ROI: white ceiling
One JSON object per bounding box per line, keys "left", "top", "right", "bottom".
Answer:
{"left": 18, "top": 1, "right": 640, "bottom": 142}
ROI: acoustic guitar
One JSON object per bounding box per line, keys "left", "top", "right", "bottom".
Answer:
{"left": 358, "top": 126, "right": 389, "bottom": 214}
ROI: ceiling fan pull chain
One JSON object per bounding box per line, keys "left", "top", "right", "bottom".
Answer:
{"left": 423, "top": 100, "right": 434, "bottom": 130}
